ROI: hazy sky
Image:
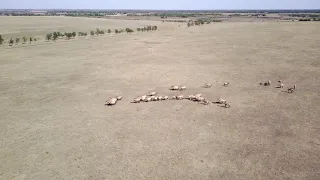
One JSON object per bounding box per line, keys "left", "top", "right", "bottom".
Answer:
{"left": 1, "top": 0, "right": 319, "bottom": 9}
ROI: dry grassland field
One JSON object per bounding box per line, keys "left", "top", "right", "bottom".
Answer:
{"left": 0, "top": 16, "right": 320, "bottom": 180}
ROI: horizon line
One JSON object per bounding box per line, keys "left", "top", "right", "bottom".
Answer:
{"left": 1, "top": 8, "right": 320, "bottom": 11}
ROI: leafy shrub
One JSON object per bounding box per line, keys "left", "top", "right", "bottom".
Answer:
{"left": 125, "top": 28, "right": 134, "bottom": 33}
{"left": 23, "top": 36, "right": 28, "bottom": 43}
{"left": 9, "top": 38, "right": 14, "bottom": 46}
{"left": 46, "top": 33, "right": 52, "bottom": 41}
{"left": 0, "top": 35, "right": 4, "bottom": 45}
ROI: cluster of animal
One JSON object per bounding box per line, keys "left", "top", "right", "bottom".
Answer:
{"left": 106, "top": 80, "right": 297, "bottom": 107}
{"left": 105, "top": 96, "right": 122, "bottom": 106}
{"left": 169, "top": 85, "right": 187, "bottom": 91}
{"left": 105, "top": 83, "right": 232, "bottom": 107}
{"left": 132, "top": 92, "right": 169, "bottom": 103}
{"left": 260, "top": 80, "right": 297, "bottom": 93}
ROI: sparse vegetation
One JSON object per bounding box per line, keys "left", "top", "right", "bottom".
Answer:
{"left": 95, "top": 28, "right": 104, "bottom": 35}
{"left": 9, "top": 38, "right": 14, "bottom": 46}
{"left": 15, "top": 38, "right": 20, "bottom": 44}
{"left": 23, "top": 36, "right": 28, "bottom": 43}
{"left": 53, "top": 32, "right": 59, "bottom": 40}
{"left": 152, "top": 26, "right": 157, "bottom": 31}
{"left": 78, "top": 32, "right": 87, "bottom": 36}
{"left": 0, "top": 35, "right": 4, "bottom": 45}
{"left": 46, "top": 33, "right": 52, "bottom": 41}
{"left": 125, "top": 28, "right": 134, "bottom": 34}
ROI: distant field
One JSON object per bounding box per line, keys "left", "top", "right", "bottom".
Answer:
{"left": 0, "top": 17, "right": 320, "bottom": 180}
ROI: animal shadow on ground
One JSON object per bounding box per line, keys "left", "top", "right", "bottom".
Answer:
{"left": 281, "top": 90, "right": 294, "bottom": 93}
{"left": 218, "top": 104, "right": 231, "bottom": 108}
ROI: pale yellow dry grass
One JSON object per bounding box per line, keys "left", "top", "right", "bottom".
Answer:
{"left": 0, "top": 17, "right": 320, "bottom": 180}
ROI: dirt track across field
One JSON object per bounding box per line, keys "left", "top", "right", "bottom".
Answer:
{"left": 1, "top": 17, "right": 320, "bottom": 180}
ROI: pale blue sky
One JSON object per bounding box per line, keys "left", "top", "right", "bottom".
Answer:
{"left": 1, "top": 0, "right": 319, "bottom": 10}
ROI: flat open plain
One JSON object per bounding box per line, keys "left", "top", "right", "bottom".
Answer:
{"left": 0, "top": 17, "right": 320, "bottom": 180}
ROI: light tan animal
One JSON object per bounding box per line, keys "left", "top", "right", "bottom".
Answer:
{"left": 178, "top": 86, "right": 187, "bottom": 91}
{"left": 203, "top": 83, "right": 212, "bottom": 88}
{"left": 223, "top": 82, "right": 230, "bottom": 87}
{"left": 177, "top": 95, "right": 184, "bottom": 100}
{"left": 141, "top": 95, "right": 147, "bottom": 101}
{"left": 171, "top": 96, "right": 177, "bottom": 100}
{"left": 277, "top": 80, "right": 284, "bottom": 88}
{"left": 214, "top": 98, "right": 227, "bottom": 104}
{"left": 150, "top": 96, "right": 156, "bottom": 101}
{"left": 288, "top": 85, "right": 296, "bottom": 93}
{"left": 132, "top": 97, "right": 142, "bottom": 103}
{"left": 260, "top": 80, "right": 271, "bottom": 86}
{"left": 105, "top": 97, "right": 118, "bottom": 106}
{"left": 116, "top": 96, "right": 122, "bottom": 100}
{"left": 201, "top": 99, "right": 210, "bottom": 105}
{"left": 169, "top": 85, "right": 179, "bottom": 90}
{"left": 187, "top": 95, "right": 196, "bottom": 100}
{"left": 224, "top": 102, "right": 231, "bottom": 108}
{"left": 148, "top": 92, "right": 157, "bottom": 96}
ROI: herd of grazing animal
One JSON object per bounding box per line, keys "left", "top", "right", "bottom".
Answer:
{"left": 105, "top": 80, "right": 297, "bottom": 107}
{"left": 260, "top": 80, "right": 297, "bottom": 93}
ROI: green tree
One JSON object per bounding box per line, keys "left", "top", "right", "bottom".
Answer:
{"left": 147, "top": 26, "right": 152, "bottom": 31}
{"left": 115, "top": 29, "right": 119, "bottom": 34}
{"left": 46, "top": 33, "right": 52, "bottom": 41}
{"left": 125, "top": 28, "right": 134, "bottom": 34}
{"left": 23, "top": 36, "right": 28, "bottom": 43}
{"left": 84, "top": 32, "right": 87, "bottom": 36}
{"left": 9, "top": 38, "right": 14, "bottom": 46}
{"left": 107, "top": 29, "right": 111, "bottom": 33}
{"left": 53, "top": 32, "right": 59, "bottom": 40}
{"left": 90, "top": 30, "right": 95, "bottom": 36}
{"left": 65, "top": 33, "right": 73, "bottom": 39}
{"left": 34, "top": 38, "right": 37, "bottom": 41}
{"left": 72, "top": 32, "right": 76, "bottom": 37}
{"left": 29, "top": 37, "right": 33, "bottom": 43}
{"left": 0, "top": 35, "right": 4, "bottom": 45}
{"left": 95, "top": 28, "right": 100, "bottom": 35}
{"left": 15, "top": 38, "right": 20, "bottom": 44}
{"left": 152, "top": 26, "right": 157, "bottom": 30}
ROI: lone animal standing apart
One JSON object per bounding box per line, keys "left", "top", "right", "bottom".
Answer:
{"left": 287, "top": 85, "right": 296, "bottom": 93}
{"left": 223, "top": 82, "right": 230, "bottom": 87}
{"left": 203, "top": 83, "right": 212, "bottom": 88}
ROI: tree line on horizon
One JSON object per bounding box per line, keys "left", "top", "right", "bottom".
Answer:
{"left": 1, "top": 25, "right": 158, "bottom": 46}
